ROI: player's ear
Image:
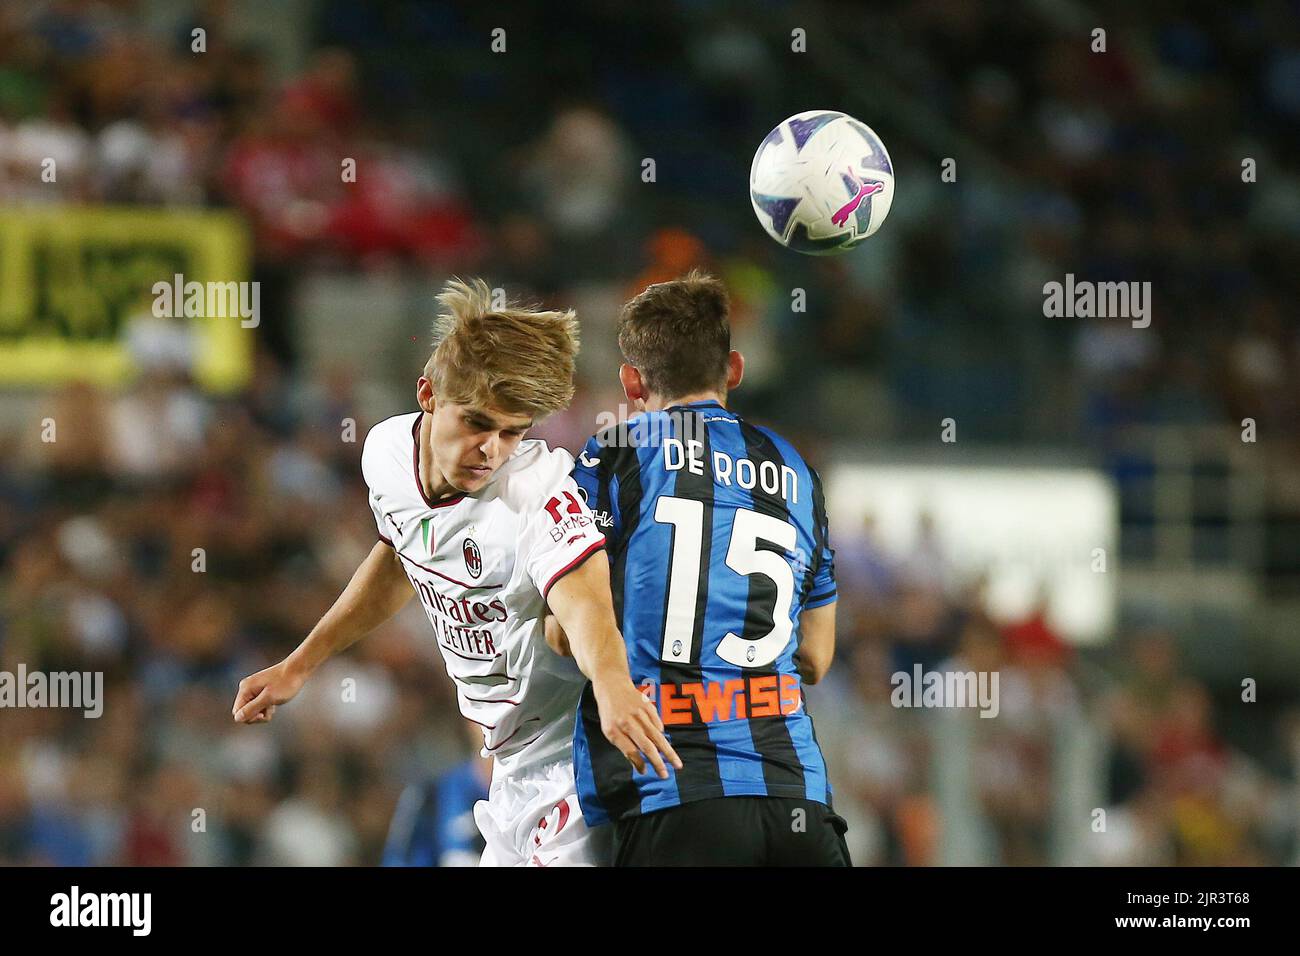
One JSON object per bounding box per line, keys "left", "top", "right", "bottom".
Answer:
{"left": 416, "top": 376, "right": 436, "bottom": 414}
{"left": 725, "top": 350, "right": 744, "bottom": 391}
{"left": 619, "top": 364, "right": 645, "bottom": 405}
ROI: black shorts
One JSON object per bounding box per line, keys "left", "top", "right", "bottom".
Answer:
{"left": 612, "top": 796, "right": 852, "bottom": 867}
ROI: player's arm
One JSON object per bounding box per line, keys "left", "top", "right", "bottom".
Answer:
{"left": 547, "top": 431, "right": 611, "bottom": 661}
{"left": 795, "top": 601, "right": 836, "bottom": 685}
{"left": 797, "top": 464, "right": 837, "bottom": 685}
{"left": 543, "top": 612, "right": 571, "bottom": 656}
{"left": 233, "top": 540, "right": 413, "bottom": 723}
{"left": 546, "top": 551, "right": 682, "bottom": 779}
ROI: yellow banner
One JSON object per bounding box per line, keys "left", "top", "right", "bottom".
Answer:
{"left": 0, "top": 206, "right": 253, "bottom": 392}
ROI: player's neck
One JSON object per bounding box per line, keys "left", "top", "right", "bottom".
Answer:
{"left": 417, "top": 411, "right": 462, "bottom": 501}
{"left": 647, "top": 390, "right": 727, "bottom": 412}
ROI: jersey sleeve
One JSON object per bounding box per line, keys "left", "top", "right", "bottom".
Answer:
{"left": 571, "top": 432, "right": 619, "bottom": 542}
{"left": 369, "top": 485, "right": 395, "bottom": 547}
{"left": 523, "top": 474, "right": 607, "bottom": 601}
{"left": 804, "top": 468, "right": 836, "bottom": 609}
{"left": 362, "top": 421, "right": 396, "bottom": 548}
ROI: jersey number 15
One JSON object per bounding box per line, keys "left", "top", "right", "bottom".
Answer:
{"left": 654, "top": 496, "right": 796, "bottom": 669}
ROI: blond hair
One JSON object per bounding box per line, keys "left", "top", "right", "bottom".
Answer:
{"left": 424, "top": 278, "right": 579, "bottom": 417}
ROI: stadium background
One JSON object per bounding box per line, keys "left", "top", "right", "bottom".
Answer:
{"left": 2, "top": 0, "right": 1299, "bottom": 865}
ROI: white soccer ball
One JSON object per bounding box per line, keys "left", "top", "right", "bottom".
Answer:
{"left": 749, "top": 110, "right": 895, "bottom": 255}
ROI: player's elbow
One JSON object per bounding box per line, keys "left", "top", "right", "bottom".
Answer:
{"left": 798, "top": 647, "right": 834, "bottom": 685}
{"left": 544, "top": 614, "right": 573, "bottom": 657}
{"left": 796, "top": 603, "right": 837, "bottom": 685}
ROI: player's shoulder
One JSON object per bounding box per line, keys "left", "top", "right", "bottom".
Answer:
{"left": 362, "top": 411, "right": 420, "bottom": 482}
{"left": 363, "top": 410, "right": 420, "bottom": 452}
{"left": 738, "top": 416, "right": 828, "bottom": 498}
{"left": 489, "top": 439, "right": 576, "bottom": 509}
{"left": 746, "top": 418, "right": 812, "bottom": 470}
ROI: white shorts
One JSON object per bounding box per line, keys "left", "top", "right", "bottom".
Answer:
{"left": 474, "top": 759, "right": 611, "bottom": 867}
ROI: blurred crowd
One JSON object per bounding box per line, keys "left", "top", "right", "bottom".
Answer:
{"left": 1, "top": 0, "right": 1299, "bottom": 864}
{"left": 4, "top": 1, "right": 1298, "bottom": 441}
{"left": 817, "top": 518, "right": 1300, "bottom": 865}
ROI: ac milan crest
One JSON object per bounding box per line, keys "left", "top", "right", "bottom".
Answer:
{"left": 462, "top": 537, "right": 482, "bottom": 578}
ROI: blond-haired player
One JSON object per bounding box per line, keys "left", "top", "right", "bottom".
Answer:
{"left": 232, "top": 279, "right": 680, "bottom": 866}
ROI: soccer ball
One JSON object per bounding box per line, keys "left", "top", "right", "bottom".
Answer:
{"left": 749, "top": 110, "right": 894, "bottom": 255}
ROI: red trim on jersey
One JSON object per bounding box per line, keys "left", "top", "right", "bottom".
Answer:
{"left": 450, "top": 663, "right": 521, "bottom": 702}
{"left": 393, "top": 549, "right": 504, "bottom": 591}
{"left": 483, "top": 717, "right": 543, "bottom": 752}
{"left": 411, "top": 413, "right": 466, "bottom": 510}
{"left": 459, "top": 701, "right": 525, "bottom": 729}
{"left": 541, "top": 537, "right": 606, "bottom": 600}
{"left": 452, "top": 666, "right": 519, "bottom": 686}
{"left": 378, "top": 533, "right": 394, "bottom": 548}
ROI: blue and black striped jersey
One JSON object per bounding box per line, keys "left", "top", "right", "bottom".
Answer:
{"left": 571, "top": 400, "right": 836, "bottom": 825}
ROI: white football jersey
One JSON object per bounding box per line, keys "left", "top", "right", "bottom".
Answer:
{"left": 362, "top": 412, "right": 606, "bottom": 776}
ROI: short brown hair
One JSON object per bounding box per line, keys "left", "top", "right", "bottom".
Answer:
{"left": 424, "top": 278, "right": 579, "bottom": 417}
{"left": 617, "top": 270, "right": 730, "bottom": 401}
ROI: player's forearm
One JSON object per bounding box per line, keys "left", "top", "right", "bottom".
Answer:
{"left": 795, "top": 601, "right": 837, "bottom": 684}
{"left": 285, "top": 541, "right": 413, "bottom": 676}
{"left": 568, "top": 620, "right": 635, "bottom": 689}
{"left": 558, "top": 597, "right": 633, "bottom": 688}
{"left": 545, "top": 552, "right": 634, "bottom": 690}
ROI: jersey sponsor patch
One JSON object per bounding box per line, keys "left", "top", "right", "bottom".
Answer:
{"left": 644, "top": 674, "right": 803, "bottom": 726}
